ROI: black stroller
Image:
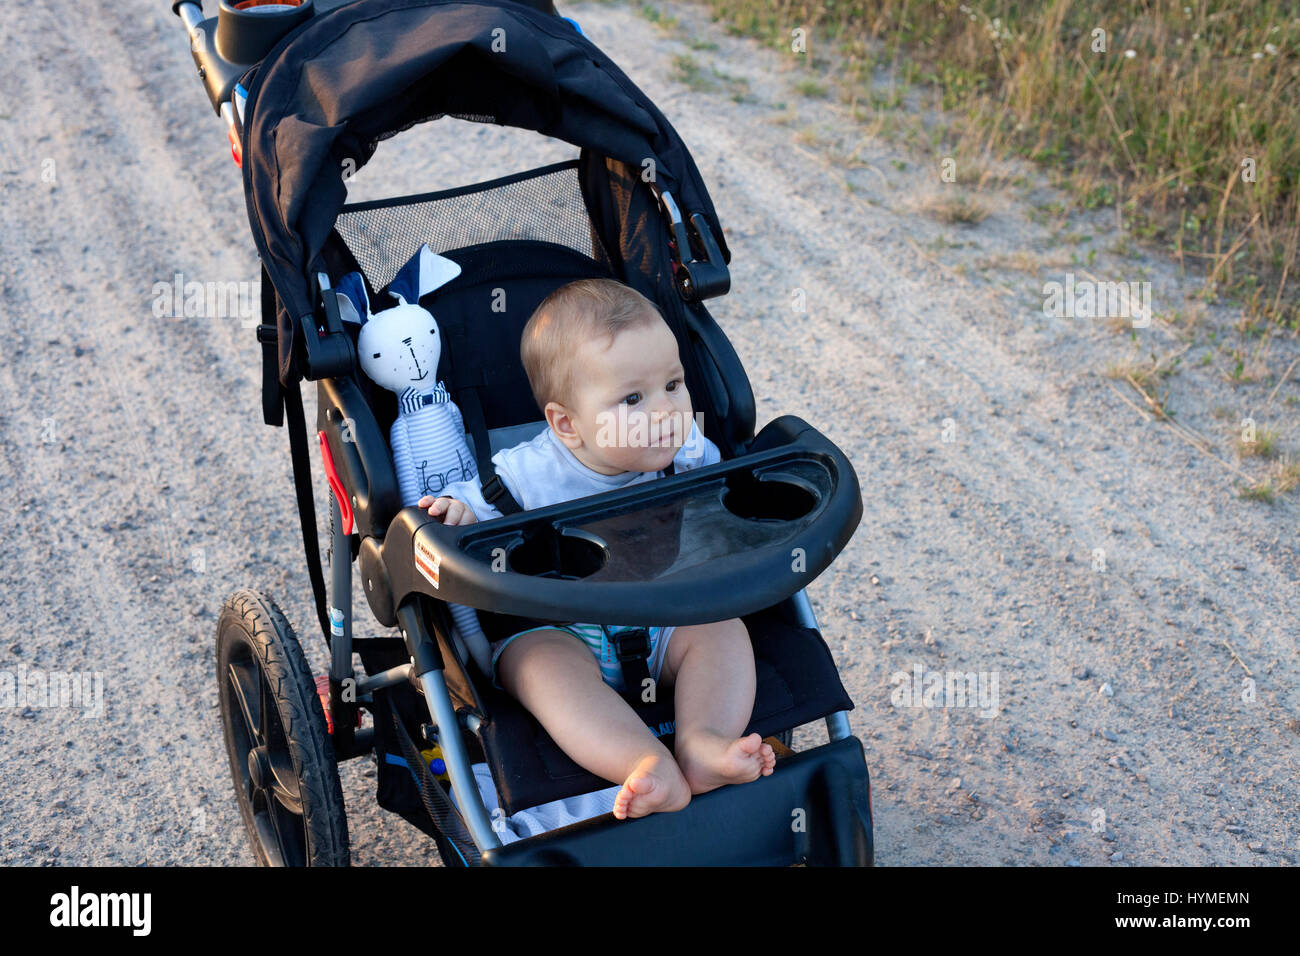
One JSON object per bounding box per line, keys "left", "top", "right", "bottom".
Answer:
{"left": 175, "top": 0, "right": 873, "bottom": 866}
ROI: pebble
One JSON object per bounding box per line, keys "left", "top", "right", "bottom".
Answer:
{"left": 1107, "top": 756, "right": 1122, "bottom": 768}
{"left": 1248, "top": 843, "right": 1266, "bottom": 853}
{"left": 1103, "top": 831, "right": 1116, "bottom": 842}
{"left": 1101, "top": 729, "right": 1118, "bottom": 742}
{"left": 1111, "top": 852, "right": 1125, "bottom": 862}
{"left": 1066, "top": 858, "right": 1082, "bottom": 867}
{"left": 1225, "top": 824, "right": 1245, "bottom": 833}
{"left": 1099, "top": 683, "right": 1114, "bottom": 697}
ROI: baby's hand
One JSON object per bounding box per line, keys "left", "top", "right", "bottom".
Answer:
{"left": 417, "top": 495, "right": 477, "bottom": 525}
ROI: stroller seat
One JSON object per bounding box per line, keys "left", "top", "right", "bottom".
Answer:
{"left": 319, "top": 164, "right": 856, "bottom": 817}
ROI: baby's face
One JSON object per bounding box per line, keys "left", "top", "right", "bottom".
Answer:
{"left": 554, "top": 315, "right": 694, "bottom": 475}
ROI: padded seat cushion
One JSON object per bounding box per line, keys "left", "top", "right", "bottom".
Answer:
{"left": 470, "top": 603, "right": 854, "bottom": 815}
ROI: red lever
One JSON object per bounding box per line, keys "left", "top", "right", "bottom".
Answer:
{"left": 318, "top": 430, "right": 354, "bottom": 535}
{"left": 228, "top": 123, "right": 243, "bottom": 167}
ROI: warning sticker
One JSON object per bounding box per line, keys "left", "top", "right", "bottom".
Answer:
{"left": 414, "top": 537, "right": 441, "bottom": 590}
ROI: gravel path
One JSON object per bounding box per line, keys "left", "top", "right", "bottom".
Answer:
{"left": 1, "top": 0, "right": 1295, "bottom": 866}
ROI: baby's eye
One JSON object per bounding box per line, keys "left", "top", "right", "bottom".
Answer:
{"left": 622, "top": 392, "right": 642, "bottom": 406}
{"left": 666, "top": 379, "right": 681, "bottom": 392}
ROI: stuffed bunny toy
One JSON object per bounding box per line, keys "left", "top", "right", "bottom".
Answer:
{"left": 335, "top": 244, "right": 491, "bottom": 673}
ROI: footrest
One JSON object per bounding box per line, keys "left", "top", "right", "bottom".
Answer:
{"left": 481, "top": 736, "right": 873, "bottom": 866}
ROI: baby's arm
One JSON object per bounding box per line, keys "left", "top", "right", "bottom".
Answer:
{"left": 418, "top": 470, "right": 506, "bottom": 525}
{"left": 417, "top": 494, "right": 477, "bottom": 525}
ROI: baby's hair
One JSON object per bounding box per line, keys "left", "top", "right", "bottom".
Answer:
{"left": 521, "top": 279, "right": 665, "bottom": 411}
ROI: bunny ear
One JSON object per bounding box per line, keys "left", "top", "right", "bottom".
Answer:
{"left": 388, "top": 244, "right": 462, "bottom": 305}
{"left": 335, "top": 271, "right": 369, "bottom": 324}
{"left": 414, "top": 245, "right": 462, "bottom": 297}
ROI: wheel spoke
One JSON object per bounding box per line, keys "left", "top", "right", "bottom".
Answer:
{"left": 258, "top": 663, "right": 273, "bottom": 742}
{"left": 266, "top": 750, "right": 304, "bottom": 814}
{"left": 226, "top": 660, "right": 262, "bottom": 747}
{"left": 268, "top": 791, "right": 308, "bottom": 866}
{"left": 252, "top": 791, "right": 288, "bottom": 868}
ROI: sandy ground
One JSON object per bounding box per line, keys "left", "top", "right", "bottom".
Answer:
{"left": 1, "top": 0, "right": 1296, "bottom": 867}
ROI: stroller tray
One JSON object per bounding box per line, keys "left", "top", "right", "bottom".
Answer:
{"left": 372, "top": 415, "right": 862, "bottom": 626}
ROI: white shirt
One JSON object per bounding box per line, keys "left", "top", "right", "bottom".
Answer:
{"left": 441, "top": 418, "right": 722, "bottom": 521}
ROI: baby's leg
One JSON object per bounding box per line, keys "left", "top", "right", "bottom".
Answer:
{"left": 496, "top": 628, "right": 691, "bottom": 819}
{"left": 658, "top": 618, "right": 775, "bottom": 794}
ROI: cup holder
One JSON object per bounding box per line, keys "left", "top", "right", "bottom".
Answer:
{"left": 216, "top": 0, "right": 314, "bottom": 65}
{"left": 507, "top": 526, "right": 609, "bottom": 580}
{"left": 721, "top": 471, "right": 819, "bottom": 523}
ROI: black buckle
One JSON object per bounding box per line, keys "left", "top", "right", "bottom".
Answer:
{"left": 611, "top": 627, "right": 651, "bottom": 662}
{"left": 256, "top": 323, "right": 278, "bottom": 344}
{"left": 481, "top": 473, "right": 508, "bottom": 504}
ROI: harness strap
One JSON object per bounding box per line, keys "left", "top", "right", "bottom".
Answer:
{"left": 604, "top": 625, "right": 653, "bottom": 706}
{"left": 261, "top": 258, "right": 332, "bottom": 647}
{"left": 440, "top": 304, "right": 523, "bottom": 516}
{"left": 284, "top": 374, "right": 334, "bottom": 650}
{"left": 258, "top": 261, "right": 284, "bottom": 428}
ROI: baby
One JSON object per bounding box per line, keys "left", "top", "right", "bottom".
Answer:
{"left": 419, "top": 278, "right": 774, "bottom": 820}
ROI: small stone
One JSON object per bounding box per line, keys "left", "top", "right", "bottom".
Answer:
{"left": 1066, "top": 858, "right": 1082, "bottom": 867}
{"left": 1111, "top": 852, "right": 1125, "bottom": 862}
{"left": 1107, "top": 756, "right": 1122, "bottom": 768}
{"left": 1099, "top": 683, "right": 1114, "bottom": 697}
{"left": 1101, "top": 729, "right": 1119, "bottom": 742}
{"left": 1225, "top": 824, "right": 1245, "bottom": 833}
{"left": 1248, "top": 843, "right": 1266, "bottom": 854}
{"left": 951, "top": 777, "right": 962, "bottom": 789}
{"left": 1072, "top": 666, "right": 1091, "bottom": 680}
{"left": 1103, "top": 830, "right": 1116, "bottom": 842}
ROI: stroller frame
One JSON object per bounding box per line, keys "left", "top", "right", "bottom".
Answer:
{"left": 186, "top": 0, "right": 874, "bottom": 866}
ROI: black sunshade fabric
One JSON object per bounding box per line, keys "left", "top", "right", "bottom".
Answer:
{"left": 239, "top": 0, "right": 730, "bottom": 387}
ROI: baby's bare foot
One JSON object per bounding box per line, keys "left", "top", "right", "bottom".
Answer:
{"left": 612, "top": 753, "right": 691, "bottom": 820}
{"left": 676, "top": 732, "right": 775, "bottom": 795}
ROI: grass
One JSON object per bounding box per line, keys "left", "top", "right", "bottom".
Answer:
{"left": 921, "top": 191, "right": 989, "bottom": 224}
{"left": 1238, "top": 458, "right": 1300, "bottom": 501}
{"left": 670, "top": 54, "right": 753, "bottom": 102}
{"left": 697, "top": 0, "right": 1300, "bottom": 329}
{"left": 1237, "top": 426, "right": 1280, "bottom": 458}
{"left": 1104, "top": 351, "right": 1183, "bottom": 418}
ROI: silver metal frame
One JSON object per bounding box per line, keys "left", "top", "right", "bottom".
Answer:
{"left": 329, "top": 493, "right": 502, "bottom": 852}
{"left": 790, "top": 589, "right": 852, "bottom": 741}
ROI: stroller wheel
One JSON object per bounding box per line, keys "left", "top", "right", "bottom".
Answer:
{"left": 216, "top": 589, "right": 350, "bottom": 867}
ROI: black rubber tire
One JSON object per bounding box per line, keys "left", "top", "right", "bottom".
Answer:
{"left": 216, "top": 589, "right": 350, "bottom": 867}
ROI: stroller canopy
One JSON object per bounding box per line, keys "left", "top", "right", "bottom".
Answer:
{"left": 240, "top": 0, "right": 731, "bottom": 386}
